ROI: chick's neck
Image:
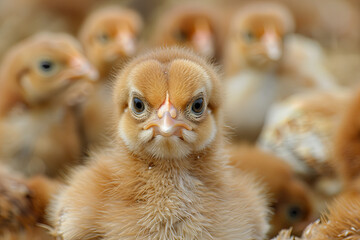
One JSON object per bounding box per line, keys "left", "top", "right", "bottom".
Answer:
{"left": 117, "top": 134, "right": 227, "bottom": 188}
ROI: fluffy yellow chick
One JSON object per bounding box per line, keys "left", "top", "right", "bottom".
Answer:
{"left": 223, "top": 2, "right": 295, "bottom": 141}
{"left": 49, "top": 47, "right": 269, "bottom": 239}
{"left": 78, "top": 6, "right": 143, "bottom": 148}
{"left": 259, "top": 90, "right": 350, "bottom": 181}
{"left": 79, "top": 6, "right": 143, "bottom": 79}
{"left": 223, "top": 2, "right": 338, "bottom": 141}
{"left": 224, "top": 2, "right": 294, "bottom": 76}
{"left": 152, "top": 3, "right": 224, "bottom": 61}
{"left": 0, "top": 32, "right": 97, "bottom": 177}
{"left": 258, "top": 89, "right": 351, "bottom": 214}
{"left": 228, "top": 145, "right": 314, "bottom": 237}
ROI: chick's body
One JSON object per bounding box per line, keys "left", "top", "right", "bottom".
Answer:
{"left": 49, "top": 48, "right": 269, "bottom": 240}
{"left": 0, "top": 32, "right": 97, "bottom": 177}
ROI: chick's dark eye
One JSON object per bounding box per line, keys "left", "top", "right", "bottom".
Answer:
{"left": 243, "top": 31, "right": 255, "bottom": 42}
{"left": 174, "top": 30, "right": 187, "bottom": 42}
{"left": 286, "top": 205, "right": 303, "bottom": 222}
{"left": 98, "top": 33, "right": 109, "bottom": 44}
{"left": 132, "top": 97, "right": 145, "bottom": 114}
{"left": 39, "top": 60, "right": 54, "bottom": 72}
{"left": 191, "top": 98, "right": 204, "bottom": 115}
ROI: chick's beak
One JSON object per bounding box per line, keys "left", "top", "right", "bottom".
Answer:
{"left": 63, "top": 57, "right": 98, "bottom": 106}
{"left": 104, "top": 32, "right": 136, "bottom": 63}
{"left": 143, "top": 93, "right": 192, "bottom": 137}
{"left": 116, "top": 31, "right": 136, "bottom": 56}
{"left": 262, "top": 27, "right": 282, "bottom": 61}
{"left": 192, "top": 19, "right": 214, "bottom": 57}
{"left": 65, "top": 57, "right": 99, "bottom": 81}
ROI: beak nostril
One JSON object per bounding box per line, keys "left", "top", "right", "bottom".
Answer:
{"left": 158, "top": 93, "right": 177, "bottom": 119}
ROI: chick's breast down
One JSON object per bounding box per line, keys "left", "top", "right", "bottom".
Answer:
{"left": 49, "top": 48, "right": 269, "bottom": 240}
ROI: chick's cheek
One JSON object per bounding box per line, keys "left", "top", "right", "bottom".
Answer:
{"left": 138, "top": 128, "right": 154, "bottom": 144}
{"left": 118, "top": 113, "right": 139, "bottom": 149}
{"left": 181, "top": 128, "right": 197, "bottom": 144}
{"left": 193, "top": 116, "right": 217, "bottom": 151}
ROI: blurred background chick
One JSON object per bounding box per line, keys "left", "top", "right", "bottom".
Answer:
{"left": 151, "top": 2, "right": 225, "bottom": 62}
{"left": 0, "top": 32, "right": 97, "bottom": 177}
{"left": 258, "top": 90, "right": 351, "bottom": 198}
{"left": 78, "top": 6, "right": 143, "bottom": 149}
{"left": 79, "top": 6, "right": 143, "bottom": 79}
{"left": 228, "top": 145, "right": 314, "bottom": 237}
{"left": 224, "top": 2, "right": 295, "bottom": 76}
{"left": 223, "top": 1, "right": 340, "bottom": 142}
{"left": 223, "top": 2, "right": 295, "bottom": 141}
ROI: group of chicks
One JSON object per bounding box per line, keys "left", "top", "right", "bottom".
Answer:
{"left": 0, "top": 0, "right": 359, "bottom": 239}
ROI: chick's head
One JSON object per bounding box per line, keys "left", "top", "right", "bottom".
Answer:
{"left": 271, "top": 179, "right": 314, "bottom": 237}
{"left": 156, "top": 6, "right": 219, "bottom": 59}
{"left": 0, "top": 32, "right": 97, "bottom": 108}
{"left": 229, "top": 2, "right": 294, "bottom": 69}
{"left": 114, "top": 48, "right": 222, "bottom": 160}
{"left": 79, "top": 7, "right": 143, "bottom": 77}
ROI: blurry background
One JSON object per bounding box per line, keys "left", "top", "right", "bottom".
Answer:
{"left": 0, "top": 0, "right": 359, "bottom": 85}
{"left": 0, "top": 0, "right": 359, "bottom": 238}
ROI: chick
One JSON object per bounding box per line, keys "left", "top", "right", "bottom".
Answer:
{"left": 0, "top": 32, "right": 97, "bottom": 177}
{"left": 223, "top": 2, "right": 295, "bottom": 141}
{"left": 49, "top": 47, "right": 269, "bottom": 240}
{"left": 224, "top": 2, "right": 294, "bottom": 76}
{"left": 223, "top": 2, "right": 338, "bottom": 141}
{"left": 78, "top": 6, "right": 143, "bottom": 149}
{"left": 0, "top": 165, "right": 60, "bottom": 239}
{"left": 228, "top": 145, "right": 314, "bottom": 237}
{"left": 259, "top": 90, "right": 350, "bottom": 178}
{"left": 79, "top": 6, "right": 143, "bottom": 79}
{"left": 152, "top": 3, "right": 224, "bottom": 61}
{"left": 258, "top": 89, "right": 351, "bottom": 201}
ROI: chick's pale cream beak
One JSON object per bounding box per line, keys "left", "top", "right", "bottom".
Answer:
{"left": 262, "top": 28, "right": 282, "bottom": 61}
{"left": 143, "top": 93, "right": 192, "bottom": 137}
{"left": 105, "top": 32, "right": 136, "bottom": 62}
{"left": 192, "top": 19, "right": 214, "bottom": 57}
{"left": 68, "top": 57, "right": 99, "bottom": 81}
{"left": 116, "top": 31, "right": 136, "bottom": 56}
